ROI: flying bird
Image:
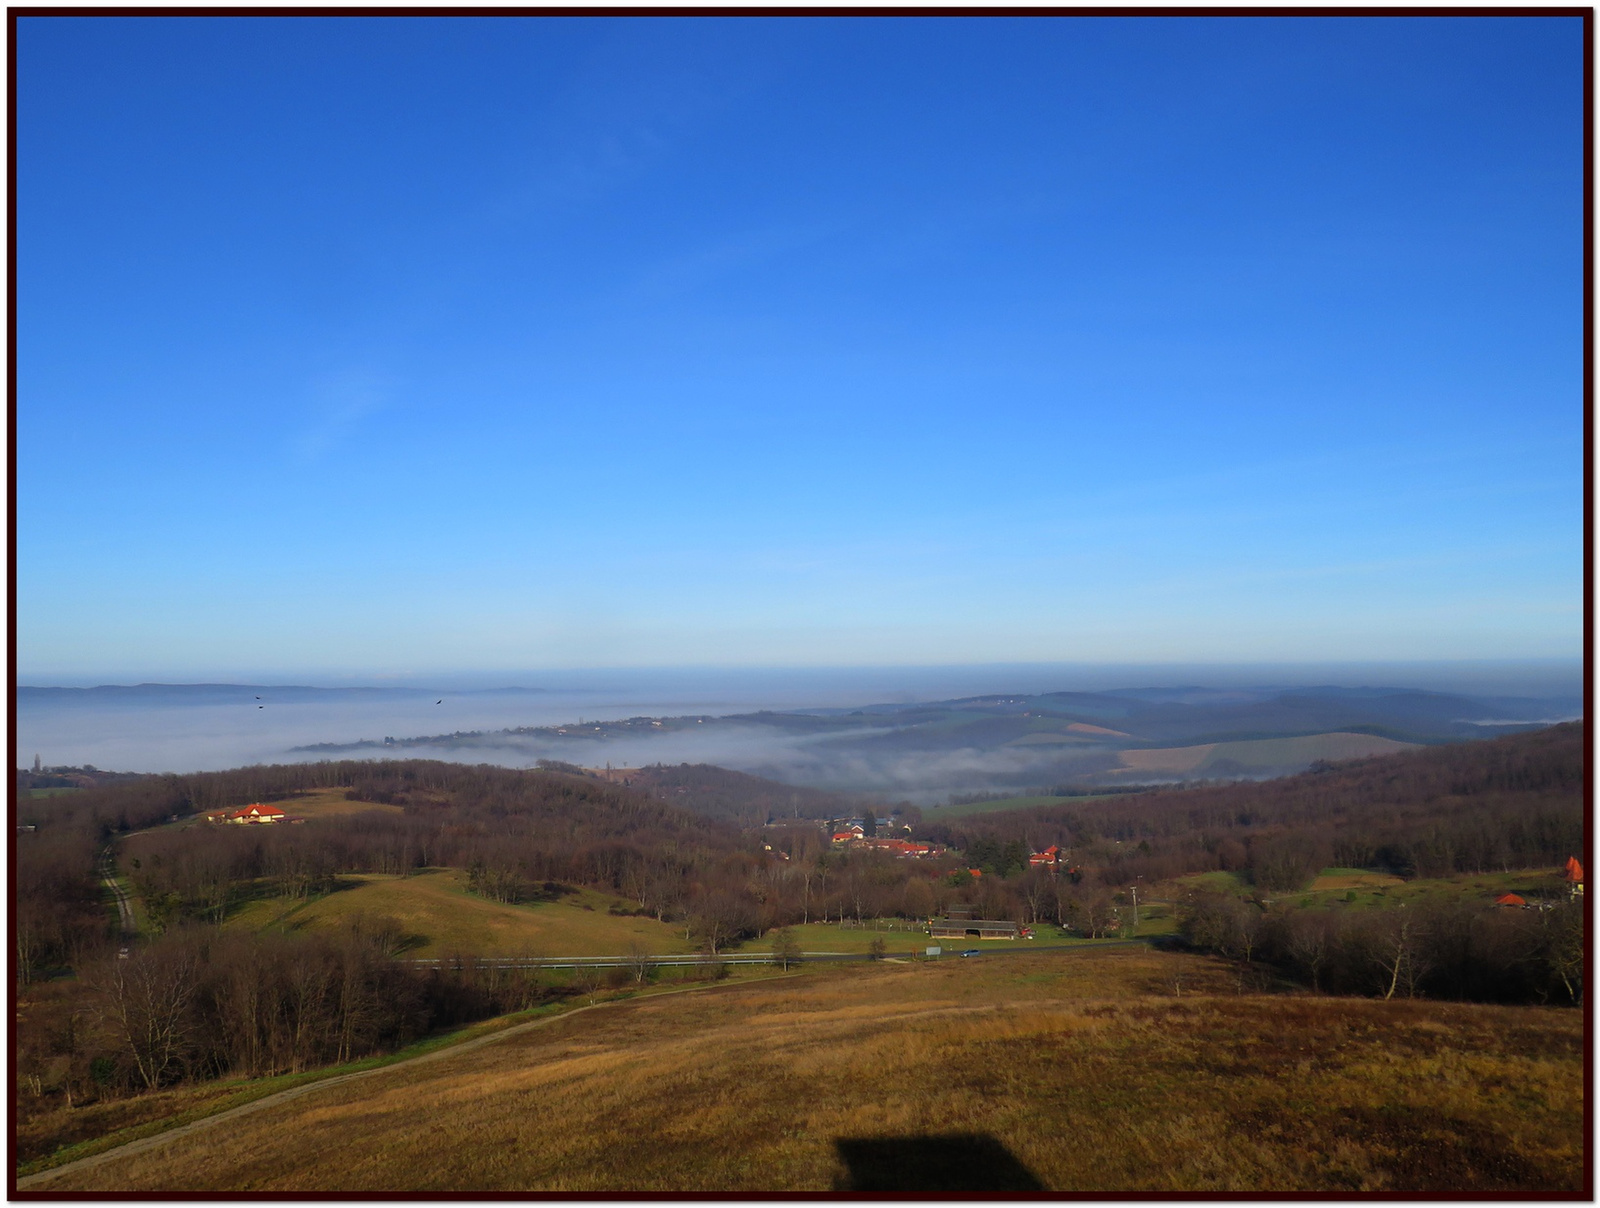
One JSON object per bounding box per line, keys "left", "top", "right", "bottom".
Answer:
{"left": 436, "top": 699, "right": 443, "bottom": 705}
{"left": 258, "top": 705, "right": 264, "bottom": 709}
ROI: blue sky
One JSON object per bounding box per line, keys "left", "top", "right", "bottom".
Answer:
{"left": 17, "top": 16, "right": 1584, "bottom": 680}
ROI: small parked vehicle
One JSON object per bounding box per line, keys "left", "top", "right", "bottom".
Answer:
{"left": 960, "top": 949, "right": 981, "bottom": 958}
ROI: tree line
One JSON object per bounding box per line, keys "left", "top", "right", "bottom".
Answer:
{"left": 1179, "top": 889, "right": 1583, "bottom": 1005}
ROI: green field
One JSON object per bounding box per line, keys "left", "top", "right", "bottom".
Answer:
{"left": 1169, "top": 866, "right": 1569, "bottom": 911}
{"left": 221, "top": 869, "right": 698, "bottom": 958}
{"left": 758, "top": 920, "right": 1036, "bottom": 956}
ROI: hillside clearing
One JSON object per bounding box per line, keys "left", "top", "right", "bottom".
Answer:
{"left": 221, "top": 869, "right": 695, "bottom": 958}
{"left": 1115, "top": 732, "right": 1419, "bottom": 776}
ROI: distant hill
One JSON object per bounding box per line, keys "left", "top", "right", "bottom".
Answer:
{"left": 298, "top": 683, "right": 1579, "bottom": 799}
{"left": 590, "top": 763, "right": 856, "bottom": 826}
{"left": 918, "top": 721, "right": 1585, "bottom": 883}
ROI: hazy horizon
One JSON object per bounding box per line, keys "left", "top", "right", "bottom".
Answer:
{"left": 19, "top": 660, "right": 1583, "bottom": 784}
{"left": 17, "top": 657, "right": 1586, "bottom": 694}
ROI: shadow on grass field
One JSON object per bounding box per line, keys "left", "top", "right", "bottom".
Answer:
{"left": 833, "top": 1134, "right": 1044, "bottom": 1191}
{"left": 21, "top": 949, "right": 1583, "bottom": 1195}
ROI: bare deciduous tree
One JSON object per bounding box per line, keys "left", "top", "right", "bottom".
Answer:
{"left": 91, "top": 943, "right": 200, "bottom": 1089}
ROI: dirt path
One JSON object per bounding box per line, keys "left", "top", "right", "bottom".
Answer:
{"left": 15, "top": 975, "right": 781, "bottom": 1192}
{"left": 98, "top": 848, "right": 135, "bottom": 936}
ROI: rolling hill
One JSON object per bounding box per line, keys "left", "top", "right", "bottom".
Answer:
{"left": 291, "top": 684, "right": 1577, "bottom": 799}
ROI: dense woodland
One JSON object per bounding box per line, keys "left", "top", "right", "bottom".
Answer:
{"left": 13, "top": 723, "right": 1586, "bottom": 1117}
{"left": 920, "top": 722, "right": 1584, "bottom": 887}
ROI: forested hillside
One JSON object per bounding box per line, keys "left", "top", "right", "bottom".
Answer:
{"left": 919, "top": 722, "right": 1584, "bottom": 887}
{"left": 621, "top": 763, "right": 856, "bottom": 826}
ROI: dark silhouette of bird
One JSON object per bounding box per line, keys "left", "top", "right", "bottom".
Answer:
{"left": 258, "top": 705, "right": 264, "bottom": 709}
{"left": 436, "top": 699, "right": 443, "bottom": 705}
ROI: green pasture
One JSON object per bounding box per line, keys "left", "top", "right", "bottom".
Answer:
{"left": 218, "top": 869, "right": 698, "bottom": 958}
{"left": 750, "top": 919, "right": 1032, "bottom": 956}
{"left": 1167, "top": 866, "right": 1571, "bottom": 911}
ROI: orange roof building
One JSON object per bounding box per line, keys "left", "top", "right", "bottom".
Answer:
{"left": 206, "top": 803, "right": 288, "bottom": 824}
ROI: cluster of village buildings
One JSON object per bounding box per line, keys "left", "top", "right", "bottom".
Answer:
{"left": 1494, "top": 857, "right": 1585, "bottom": 908}
{"left": 828, "top": 820, "right": 943, "bottom": 859}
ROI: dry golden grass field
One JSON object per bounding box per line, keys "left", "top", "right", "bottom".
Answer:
{"left": 275, "top": 788, "right": 408, "bottom": 819}
{"left": 21, "top": 950, "right": 1584, "bottom": 1195}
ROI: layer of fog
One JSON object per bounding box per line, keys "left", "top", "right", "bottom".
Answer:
{"left": 19, "top": 660, "right": 1580, "bottom": 804}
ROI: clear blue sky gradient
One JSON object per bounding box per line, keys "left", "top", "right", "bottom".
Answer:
{"left": 18, "top": 16, "right": 1584, "bottom": 679}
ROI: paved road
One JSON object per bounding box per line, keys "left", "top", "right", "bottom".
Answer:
{"left": 399, "top": 940, "right": 1151, "bottom": 971}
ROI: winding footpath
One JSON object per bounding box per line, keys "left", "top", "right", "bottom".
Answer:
{"left": 14, "top": 975, "right": 768, "bottom": 1192}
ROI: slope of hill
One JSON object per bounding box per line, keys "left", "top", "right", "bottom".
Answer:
{"left": 600, "top": 763, "right": 855, "bottom": 824}
{"left": 1111, "top": 731, "right": 1419, "bottom": 777}
{"left": 22, "top": 951, "right": 1582, "bottom": 1194}
{"left": 219, "top": 869, "right": 695, "bottom": 959}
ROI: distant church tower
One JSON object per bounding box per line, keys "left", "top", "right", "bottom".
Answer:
{"left": 32, "top": 753, "right": 41, "bottom": 773}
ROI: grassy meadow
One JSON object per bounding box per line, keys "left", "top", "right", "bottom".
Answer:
{"left": 23, "top": 949, "right": 1583, "bottom": 1194}
{"left": 1169, "top": 866, "right": 1570, "bottom": 911}
{"left": 219, "top": 868, "right": 697, "bottom": 958}
{"left": 1116, "top": 731, "right": 1419, "bottom": 776}
{"left": 274, "top": 787, "right": 408, "bottom": 820}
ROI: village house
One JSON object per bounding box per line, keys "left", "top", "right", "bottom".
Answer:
{"left": 1029, "top": 845, "right": 1062, "bottom": 868}
{"left": 206, "top": 803, "right": 288, "bottom": 825}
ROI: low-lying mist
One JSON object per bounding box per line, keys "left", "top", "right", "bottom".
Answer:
{"left": 19, "top": 663, "right": 1580, "bottom": 805}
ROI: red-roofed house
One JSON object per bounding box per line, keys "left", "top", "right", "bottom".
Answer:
{"left": 1029, "top": 845, "right": 1061, "bottom": 868}
{"left": 209, "top": 803, "right": 288, "bottom": 824}
{"left": 1565, "top": 857, "right": 1584, "bottom": 897}
{"left": 1494, "top": 893, "right": 1527, "bottom": 908}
